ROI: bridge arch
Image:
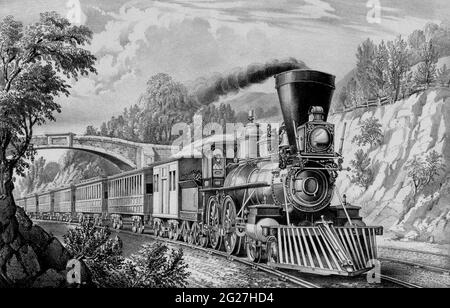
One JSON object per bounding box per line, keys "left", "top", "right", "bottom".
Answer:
{"left": 35, "top": 145, "right": 137, "bottom": 171}
{"left": 27, "top": 133, "right": 176, "bottom": 171}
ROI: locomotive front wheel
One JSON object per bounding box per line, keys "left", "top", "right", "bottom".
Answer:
{"left": 266, "top": 238, "right": 279, "bottom": 264}
{"left": 222, "top": 196, "right": 238, "bottom": 255}
{"left": 246, "top": 237, "right": 262, "bottom": 263}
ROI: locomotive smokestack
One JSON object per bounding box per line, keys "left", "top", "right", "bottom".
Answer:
{"left": 275, "top": 70, "right": 335, "bottom": 152}
{"left": 192, "top": 58, "right": 307, "bottom": 105}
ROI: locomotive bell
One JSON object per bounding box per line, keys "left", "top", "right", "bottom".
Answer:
{"left": 309, "top": 106, "right": 325, "bottom": 122}
{"left": 278, "top": 123, "right": 290, "bottom": 149}
{"left": 275, "top": 70, "right": 335, "bottom": 152}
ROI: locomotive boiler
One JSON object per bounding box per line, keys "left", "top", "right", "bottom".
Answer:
{"left": 216, "top": 70, "right": 340, "bottom": 234}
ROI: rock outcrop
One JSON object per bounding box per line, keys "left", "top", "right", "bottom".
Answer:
{"left": 0, "top": 202, "right": 71, "bottom": 287}
{"left": 329, "top": 88, "right": 450, "bottom": 244}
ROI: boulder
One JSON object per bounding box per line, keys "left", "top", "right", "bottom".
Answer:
{"left": 16, "top": 206, "right": 33, "bottom": 231}
{"left": 10, "top": 234, "right": 24, "bottom": 251}
{"left": 0, "top": 245, "right": 13, "bottom": 268}
{"left": 0, "top": 274, "right": 9, "bottom": 287}
{"left": 32, "top": 269, "right": 66, "bottom": 288}
{"left": 20, "top": 225, "right": 51, "bottom": 255}
{"left": 0, "top": 196, "right": 15, "bottom": 225}
{"left": 6, "top": 254, "right": 27, "bottom": 282}
{"left": 42, "top": 238, "right": 71, "bottom": 271}
{"left": 19, "top": 245, "right": 41, "bottom": 277}
{"left": 2, "top": 218, "right": 18, "bottom": 244}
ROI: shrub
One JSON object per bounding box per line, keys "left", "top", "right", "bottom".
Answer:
{"left": 350, "top": 149, "right": 374, "bottom": 189}
{"left": 352, "top": 117, "right": 384, "bottom": 147}
{"left": 405, "top": 150, "right": 445, "bottom": 196}
{"left": 104, "top": 243, "right": 189, "bottom": 288}
{"left": 63, "top": 221, "right": 189, "bottom": 288}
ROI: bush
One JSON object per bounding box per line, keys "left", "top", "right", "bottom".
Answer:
{"left": 63, "top": 221, "right": 189, "bottom": 288}
{"left": 352, "top": 117, "right": 384, "bottom": 147}
{"left": 405, "top": 150, "right": 445, "bottom": 196}
{"left": 350, "top": 149, "right": 374, "bottom": 189}
{"left": 104, "top": 243, "right": 189, "bottom": 288}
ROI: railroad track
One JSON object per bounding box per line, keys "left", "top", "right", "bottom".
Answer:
{"left": 380, "top": 257, "right": 450, "bottom": 276}
{"left": 380, "top": 274, "right": 422, "bottom": 288}
{"left": 379, "top": 245, "right": 449, "bottom": 258}
{"left": 121, "top": 228, "right": 321, "bottom": 288}
{"left": 103, "top": 229, "right": 425, "bottom": 289}
{"left": 33, "top": 219, "right": 320, "bottom": 288}
{"left": 33, "top": 219, "right": 427, "bottom": 288}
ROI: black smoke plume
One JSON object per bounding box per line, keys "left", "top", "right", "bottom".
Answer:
{"left": 191, "top": 58, "right": 307, "bottom": 105}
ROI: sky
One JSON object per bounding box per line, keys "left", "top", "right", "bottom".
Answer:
{"left": 1, "top": 0, "right": 448, "bottom": 162}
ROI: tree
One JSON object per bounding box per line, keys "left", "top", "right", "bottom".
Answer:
{"left": 336, "top": 86, "right": 348, "bottom": 111}
{"left": 139, "top": 73, "right": 200, "bottom": 144}
{"left": 352, "top": 117, "right": 384, "bottom": 147}
{"left": 0, "top": 12, "right": 96, "bottom": 241}
{"left": 346, "top": 77, "right": 365, "bottom": 108}
{"left": 350, "top": 149, "right": 374, "bottom": 190}
{"left": 408, "top": 29, "right": 426, "bottom": 63}
{"left": 405, "top": 150, "right": 445, "bottom": 196}
{"left": 85, "top": 125, "right": 99, "bottom": 136}
{"left": 408, "top": 29, "right": 426, "bottom": 51}
{"left": 355, "top": 38, "right": 377, "bottom": 98}
{"left": 63, "top": 221, "right": 189, "bottom": 288}
{"left": 387, "top": 36, "right": 411, "bottom": 101}
{"left": 372, "top": 41, "right": 390, "bottom": 98}
{"left": 414, "top": 41, "right": 439, "bottom": 88}
{"left": 99, "top": 122, "right": 108, "bottom": 136}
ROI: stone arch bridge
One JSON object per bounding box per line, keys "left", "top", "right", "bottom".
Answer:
{"left": 29, "top": 133, "right": 177, "bottom": 171}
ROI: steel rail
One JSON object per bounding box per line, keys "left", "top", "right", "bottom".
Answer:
{"left": 380, "top": 257, "right": 450, "bottom": 276}
{"left": 380, "top": 274, "right": 422, "bottom": 288}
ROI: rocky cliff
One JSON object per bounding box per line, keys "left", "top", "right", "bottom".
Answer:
{"left": 0, "top": 204, "right": 72, "bottom": 287}
{"left": 330, "top": 88, "right": 450, "bottom": 244}
{"left": 15, "top": 151, "right": 121, "bottom": 198}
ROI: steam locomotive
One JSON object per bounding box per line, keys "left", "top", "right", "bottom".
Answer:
{"left": 18, "top": 69, "right": 382, "bottom": 276}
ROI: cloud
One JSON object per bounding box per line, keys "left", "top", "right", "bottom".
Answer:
{"left": 29, "top": 0, "right": 446, "bottom": 136}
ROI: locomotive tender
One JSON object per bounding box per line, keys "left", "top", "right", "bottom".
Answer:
{"left": 17, "top": 69, "right": 382, "bottom": 276}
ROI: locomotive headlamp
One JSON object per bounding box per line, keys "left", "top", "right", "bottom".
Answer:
{"left": 310, "top": 127, "right": 332, "bottom": 151}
